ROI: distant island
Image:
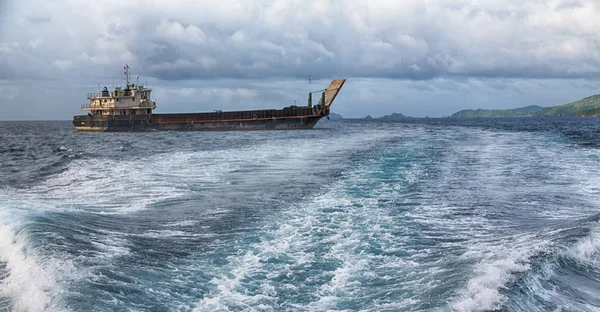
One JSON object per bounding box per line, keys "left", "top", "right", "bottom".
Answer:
{"left": 364, "top": 113, "right": 407, "bottom": 120}
{"left": 452, "top": 95, "right": 600, "bottom": 118}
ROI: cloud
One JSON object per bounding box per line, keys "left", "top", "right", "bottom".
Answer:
{"left": 28, "top": 38, "right": 42, "bottom": 48}
{"left": 155, "top": 19, "right": 207, "bottom": 45}
{"left": 1, "top": 0, "right": 600, "bottom": 82}
{"left": 0, "top": 44, "right": 11, "bottom": 54}
{"left": 53, "top": 60, "right": 73, "bottom": 71}
{"left": 26, "top": 13, "right": 52, "bottom": 24}
{"left": 1, "top": 0, "right": 600, "bottom": 120}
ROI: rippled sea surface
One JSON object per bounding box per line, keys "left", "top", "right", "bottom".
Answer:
{"left": 1, "top": 118, "right": 600, "bottom": 312}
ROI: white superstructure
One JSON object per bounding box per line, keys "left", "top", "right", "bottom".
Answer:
{"left": 82, "top": 64, "right": 156, "bottom": 116}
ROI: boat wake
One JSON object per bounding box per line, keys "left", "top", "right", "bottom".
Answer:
{"left": 0, "top": 207, "right": 76, "bottom": 312}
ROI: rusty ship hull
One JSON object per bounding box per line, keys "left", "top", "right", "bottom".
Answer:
{"left": 73, "top": 76, "right": 345, "bottom": 132}
{"left": 73, "top": 108, "right": 324, "bottom": 132}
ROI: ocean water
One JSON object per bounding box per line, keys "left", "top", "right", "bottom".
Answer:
{"left": 1, "top": 118, "right": 600, "bottom": 312}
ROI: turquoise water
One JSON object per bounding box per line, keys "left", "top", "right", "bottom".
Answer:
{"left": 1, "top": 119, "right": 600, "bottom": 311}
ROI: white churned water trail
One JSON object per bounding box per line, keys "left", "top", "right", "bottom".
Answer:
{"left": 3, "top": 121, "right": 600, "bottom": 311}
{"left": 0, "top": 203, "right": 76, "bottom": 312}
{"left": 195, "top": 127, "right": 600, "bottom": 311}
{"left": 1, "top": 126, "right": 401, "bottom": 311}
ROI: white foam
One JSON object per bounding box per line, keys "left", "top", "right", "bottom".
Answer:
{"left": 135, "top": 230, "right": 215, "bottom": 239}
{"left": 90, "top": 234, "right": 130, "bottom": 258}
{"left": 193, "top": 141, "right": 442, "bottom": 311}
{"left": 190, "top": 126, "right": 600, "bottom": 311}
{"left": 0, "top": 209, "right": 73, "bottom": 312}
{"left": 194, "top": 251, "right": 277, "bottom": 311}
{"left": 9, "top": 126, "right": 401, "bottom": 218}
{"left": 0, "top": 125, "right": 401, "bottom": 312}
{"left": 451, "top": 237, "right": 549, "bottom": 312}
{"left": 9, "top": 147, "right": 257, "bottom": 215}
{"left": 496, "top": 221, "right": 600, "bottom": 312}
{"left": 166, "top": 220, "right": 199, "bottom": 227}
{"left": 566, "top": 221, "right": 600, "bottom": 266}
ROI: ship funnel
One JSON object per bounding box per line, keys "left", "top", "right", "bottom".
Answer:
{"left": 324, "top": 79, "right": 346, "bottom": 108}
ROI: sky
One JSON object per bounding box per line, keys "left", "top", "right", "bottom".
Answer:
{"left": 0, "top": 0, "right": 599, "bottom": 120}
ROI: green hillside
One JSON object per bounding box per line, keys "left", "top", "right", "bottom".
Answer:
{"left": 577, "top": 107, "right": 600, "bottom": 117}
{"left": 363, "top": 113, "right": 406, "bottom": 120}
{"left": 518, "top": 105, "right": 545, "bottom": 113}
{"left": 377, "top": 113, "right": 406, "bottom": 120}
{"left": 452, "top": 95, "right": 600, "bottom": 118}
{"left": 452, "top": 107, "right": 536, "bottom": 118}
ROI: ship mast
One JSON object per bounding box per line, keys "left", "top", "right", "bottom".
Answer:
{"left": 307, "top": 75, "right": 312, "bottom": 108}
{"left": 124, "top": 64, "right": 131, "bottom": 87}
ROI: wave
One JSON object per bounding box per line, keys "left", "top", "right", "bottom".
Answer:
{"left": 0, "top": 150, "right": 217, "bottom": 215}
{"left": 0, "top": 208, "right": 75, "bottom": 312}
{"left": 193, "top": 139, "right": 446, "bottom": 311}
{"left": 4, "top": 127, "right": 399, "bottom": 216}
{"left": 0, "top": 125, "right": 402, "bottom": 311}
{"left": 450, "top": 236, "right": 551, "bottom": 312}
{"left": 448, "top": 223, "right": 600, "bottom": 312}
{"left": 567, "top": 222, "right": 600, "bottom": 266}
{"left": 192, "top": 127, "right": 600, "bottom": 312}
{"left": 4, "top": 121, "right": 599, "bottom": 311}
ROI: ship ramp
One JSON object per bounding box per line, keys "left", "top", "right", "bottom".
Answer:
{"left": 324, "top": 79, "right": 346, "bottom": 108}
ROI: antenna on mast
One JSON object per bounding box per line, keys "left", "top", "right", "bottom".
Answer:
{"left": 124, "top": 64, "right": 130, "bottom": 87}
{"left": 307, "top": 75, "right": 312, "bottom": 108}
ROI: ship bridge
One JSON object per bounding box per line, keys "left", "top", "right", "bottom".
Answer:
{"left": 82, "top": 65, "right": 156, "bottom": 116}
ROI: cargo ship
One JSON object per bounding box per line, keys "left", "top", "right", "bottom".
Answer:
{"left": 73, "top": 65, "right": 346, "bottom": 132}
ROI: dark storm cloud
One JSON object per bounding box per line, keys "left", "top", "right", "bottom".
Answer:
{"left": 2, "top": 0, "right": 600, "bottom": 120}
{"left": 134, "top": 1, "right": 600, "bottom": 81}
{"left": 3, "top": 0, "right": 600, "bottom": 83}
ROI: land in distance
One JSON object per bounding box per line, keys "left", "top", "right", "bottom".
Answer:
{"left": 452, "top": 95, "right": 600, "bottom": 118}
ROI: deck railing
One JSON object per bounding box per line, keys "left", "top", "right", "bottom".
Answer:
{"left": 81, "top": 102, "right": 156, "bottom": 110}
